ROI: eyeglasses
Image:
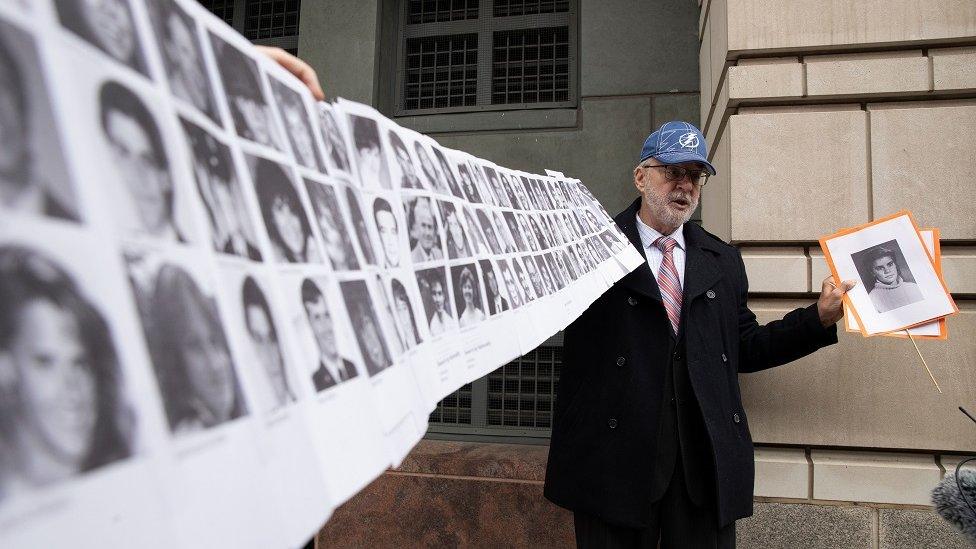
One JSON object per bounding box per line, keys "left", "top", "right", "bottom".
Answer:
{"left": 641, "top": 164, "right": 709, "bottom": 186}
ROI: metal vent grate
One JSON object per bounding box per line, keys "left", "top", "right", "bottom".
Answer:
{"left": 430, "top": 383, "right": 473, "bottom": 424}
{"left": 491, "top": 26, "right": 569, "bottom": 105}
{"left": 198, "top": 0, "right": 235, "bottom": 26}
{"left": 243, "top": 0, "right": 301, "bottom": 40}
{"left": 493, "top": 0, "right": 569, "bottom": 17}
{"left": 404, "top": 34, "right": 478, "bottom": 110}
{"left": 408, "top": 0, "right": 479, "bottom": 24}
{"left": 486, "top": 345, "right": 560, "bottom": 428}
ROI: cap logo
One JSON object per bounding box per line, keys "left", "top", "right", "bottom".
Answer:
{"left": 678, "top": 132, "right": 699, "bottom": 149}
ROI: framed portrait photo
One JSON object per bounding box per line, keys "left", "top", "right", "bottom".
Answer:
{"left": 844, "top": 228, "right": 948, "bottom": 340}
{"left": 820, "top": 211, "right": 956, "bottom": 336}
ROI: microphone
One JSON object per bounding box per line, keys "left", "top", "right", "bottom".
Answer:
{"left": 932, "top": 465, "right": 976, "bottom": 542}
{"left": 931, "top": 406, "right": 976, "bottom": 542}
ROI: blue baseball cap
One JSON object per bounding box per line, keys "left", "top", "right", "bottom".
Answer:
{"left": 639, "top": 121, "right": 716, "bottom": 175}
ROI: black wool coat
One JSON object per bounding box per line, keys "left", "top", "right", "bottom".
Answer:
{"left": 544, "top": 197, "right": 838, "bottom": 528}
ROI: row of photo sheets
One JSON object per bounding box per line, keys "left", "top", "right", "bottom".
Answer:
{"left": 819, "top": 211, "right": 957, "bottom": 339}
{"left": 0, "top": 1, "right": 644, "bottom": 548}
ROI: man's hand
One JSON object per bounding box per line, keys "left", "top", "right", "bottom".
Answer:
{"left": 255, "top": 46, "right": 325, "bottom": 101}
{"left": 817, "top": 276, "right": 856, "bottom": 327}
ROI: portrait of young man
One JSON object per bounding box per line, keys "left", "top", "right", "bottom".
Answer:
{"left": 544, "top": 121, "right": 852, "bottom": 548}
{"left": 301, "top": 278, "right": 358, "bottom": 392}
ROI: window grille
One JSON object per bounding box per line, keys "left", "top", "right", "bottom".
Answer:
{"left": 243, "top": 0, "right": 301, "bottom": 40}
{"left": 197, "top": 0, "right": 300, "bottom": 52}
{"left": 430, "top": 383, "right": 473, "bottom": 424}
{"left": 492, "top": 26, "right": 569, "bottom": 105}
{"left": 493, "top": 0, "right": 569, "bottom": 17}
{"left": 408, "top": 0, "right": 479, "bottom": 24}
{"left": 404, "top": 34, "right": 479, "bottom": 110}
{"left": 429, "top": 341, "right": 562, "bottom": 437}
{"left": 486, "top": 345, "right": 559, "bottom": 428}
{"left": 198, "top": 0, "right": 235, "bottom": 26}
{"left": 395, "top": 0, "right": 577, "bottom": 115}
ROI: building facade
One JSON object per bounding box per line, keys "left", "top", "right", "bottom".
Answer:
{"left": 203, "top": 1, "right": 976, "bottom": 546}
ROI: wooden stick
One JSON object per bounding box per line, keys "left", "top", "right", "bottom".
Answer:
{"left": 908, "top": 332, "right": 942, "bottom": 394}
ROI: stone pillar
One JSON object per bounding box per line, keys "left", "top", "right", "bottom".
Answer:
{"left": 700, "top": 0, "right": 976, "bottom": 546}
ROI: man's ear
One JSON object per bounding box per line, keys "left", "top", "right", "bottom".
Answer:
{"left": 633, "top": 166, "right": 645, "bottom": 193}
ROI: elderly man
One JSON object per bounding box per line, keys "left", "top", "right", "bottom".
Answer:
{"left": 544, "top": 121, "right": 854, "bottom": 548}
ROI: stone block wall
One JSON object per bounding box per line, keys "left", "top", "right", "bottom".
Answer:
{"left": 700, "top": 0, "right": 976, "bottom": 542}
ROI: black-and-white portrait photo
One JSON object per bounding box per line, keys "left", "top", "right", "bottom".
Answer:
{"left": 0, "top": 246, "right": 132, "bottom": 498}
{"left": 415, "top": 267, "right": 457, "bottom": 337}
{"left": 493, "top": 210, "right": 517, "bottom": 253}
{"left": 145, "top": 0, "right": 218, "bottom": 121}
{"left": 317, "top": 105, "right": 351, "bottom": 175}
{"left": 249, "top": 156, "right": 320, "bottom": 264}
{"left": 851, "top": 240, "right": 924, "bottom": 314}
{"left": 338, "top": 280, "right": 392, "bottom": 377}
{"left": 0, "top": 21, "right": 79, "bottom": 222}
{"left": 456, "top": 162, "right": 481, "bottom": 203}
{"left": 54, "top": 0, "right": 148, "bottom": 76}
{"left": 300, "top": 278, "right": 357, "bottom": 391}
{"left": 479, "top": 260, "right": 509, "bottom": 316}
{"left": 100, "top": 80, "right": 185, "bottom": 241}
{"left": 498, "top": 259, "right": 524, "bottom": 308}
{"left": 241, "top": 276, "right": 295, "bottom": 411}
{"left": 209, "top": 33, "right": 280, "bottom": 149}
{"left": 477, "top": 209, "right": 502, "bottom": 254}
{"left": 269, "top": 76, "right": 324, "bottom": 171}
{"left": 530, "top": 216, "right": 550, "bottom": 249}
{"left": 537, "top": 254, "right": 558, "bottom": 293}
{"left": 470, "top": 163, "right": 496, "bottom": 206}
{"left": 413, "top": 141, "right": 448, "bottom": 194}
{"left": 390, "top": 278, "right": 422, "bottom": 350}
{"left": 181, "top": 118, "right": 261, "bottom": 261}
{"left": 404, "top": 196, "right": 443, "bottom": 263}
{"left": 372, "top": 197, "right": 402, "bottom": 269}
{"left": 126, "top": 257, "right": 247, "bottom": 434}
{"left": 462, "top": 205, "right": 488, "bottom": 255}
{"left": 303, "top": 179, "right": 359, "bottom": 271}
{"left": 452, "top": 264, "right": 486, "bottom": 328}
{"left": 512, "top": 256, "right": 537, "bottom": 301}
{"left": 503, "top": 212, "right": 528, "bottom": 252}
{"left": 524, "top": 255, "right": 547, "bottom": 297}
{"left": 494, "top": 171, "right": 514, "bottom": 208}
{"left": 517, "top": 214, "right": 539, "bottom": 251}
{"left": 388, "top": 130, "right": 424, "bottom": 190}
{"left": 438, "top": 201, "right": 471, "bottom": 260}
{"left": 432, "top": 147, "right": 463, "bottom": 198}
{"left": 348, "top": 115, "right": 391, "bottom": 190}
{"left": 343, "top": 186, "right": 378, "bottom": 266}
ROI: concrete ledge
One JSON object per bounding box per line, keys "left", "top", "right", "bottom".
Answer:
{"left": 754, "top": 447, "right": 809, "bottom": 499}
{"left": 932, "top": 47, "right": 976, "bottom": 91}
{"left": 811, "top": 450, "right": 941, "bottom": 505}
{"left": 741, "top": 248, "right": 810, "bottom": 293}
{"left": 805, "top": 51, "right": 930, "bottom": 96}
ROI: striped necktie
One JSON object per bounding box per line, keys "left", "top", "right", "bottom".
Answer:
{"left": 653, "top": 236, "right": 682, "bottom": 335}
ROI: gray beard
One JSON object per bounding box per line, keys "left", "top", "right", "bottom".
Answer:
{"left": 646, "top": 189, "right": 698, "bottom": 232}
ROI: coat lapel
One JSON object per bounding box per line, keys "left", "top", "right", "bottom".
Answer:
{"left": 614, "top": 198, "right": 662, "bottom": 302}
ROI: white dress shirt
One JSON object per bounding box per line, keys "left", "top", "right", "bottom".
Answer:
{"left": 635, "top": 214, "right": 686, "bottom": 287}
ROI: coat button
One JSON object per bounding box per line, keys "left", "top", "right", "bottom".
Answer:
{"left": 706, "top": 289, "right": 716, "bottom": 299}
{"left": 607, "top": 418, "right": 618, "bottom": 429}
{"left": 721, "top": 353, "right": 728, "bottom": 363}
{"left": 732, "top": 413, "right": 741, "bottom": 424}
{"left": 616, "top": 356, "right": 626, "bottom": 367}
{"left": 627, "top": 296, "right": 638, "bottom": 306}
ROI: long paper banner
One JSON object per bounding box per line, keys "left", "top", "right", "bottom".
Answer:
{"left": 0, "top": 1, "right": 644, "bottom": 547}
